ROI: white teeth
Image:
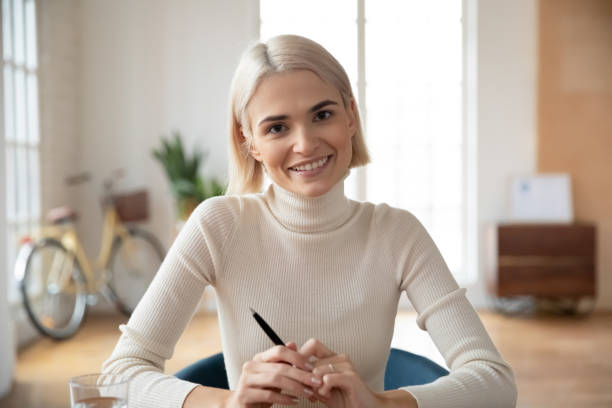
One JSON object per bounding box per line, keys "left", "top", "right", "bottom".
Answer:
{"left": 292, "top": 156, "right": 328, "bottom": 171}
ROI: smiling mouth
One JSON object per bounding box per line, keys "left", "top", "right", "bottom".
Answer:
{"left": 289, "top": 155, "right": 331, "bottom": 172}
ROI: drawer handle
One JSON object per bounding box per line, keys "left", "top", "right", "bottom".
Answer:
{"left": 498, "top": 255, "right": 593, "bottom": 267}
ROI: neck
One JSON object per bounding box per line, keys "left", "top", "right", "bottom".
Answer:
{"left": 265, "top": 178, "right": 354, "bottom": 233}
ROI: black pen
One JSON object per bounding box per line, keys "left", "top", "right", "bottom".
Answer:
{"left": 249, "top": 307, "right": 285, "bottom": 346}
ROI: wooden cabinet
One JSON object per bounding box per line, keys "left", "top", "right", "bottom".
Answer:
{"left": 488, "top": 224, "right": 596, "bottom": 298}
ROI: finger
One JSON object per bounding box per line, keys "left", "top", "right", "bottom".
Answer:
{"left": 254, "top": 344, "right": 314, "bottom": 372}
{"left": 298, "top": 338, "right": 336, "bottom": 360}
{"left": 309, "top": 394, "right": 330, "bottom": 404}
{"left": 318, "top": 372, "right": 356, "bottom": 397}
{"left": 246, "top": 387, "right": 299, "bottom": 406}
{"left": 246, "top": 361, "right": 322, "bottom": 390}
{"left": 312, "top": 360, "right": 352, "bottom": 378}
{"left": 246, "top": 371, "right": 316, "bottom": 400}
{"left": 286, "top": 342, "right": 310, "bottom": 369}
{"left": 313, "top": 353, "right": 351, "bottom": 367}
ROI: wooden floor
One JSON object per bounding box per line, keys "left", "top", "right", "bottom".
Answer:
{"left": 2, "top": 310, "right": 612, "bottom": 408}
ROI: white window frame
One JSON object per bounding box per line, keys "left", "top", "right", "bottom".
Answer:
{"left": 2, "top": 0, "right": 41, "bottom": 302}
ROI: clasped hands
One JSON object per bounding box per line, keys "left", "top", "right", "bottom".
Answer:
{"left": 227, "top": 338, "right": 384, "bottom": 407}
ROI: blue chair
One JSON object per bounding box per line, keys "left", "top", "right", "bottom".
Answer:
{"left": 383, "top": 348, "right": 449, "bottom": 390}
{"left": 175, "top": 348, "right": 448, "bottom": 390}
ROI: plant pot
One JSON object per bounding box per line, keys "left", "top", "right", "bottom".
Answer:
{"left": 177, "top": 197, "right": 200, "bottom": 221}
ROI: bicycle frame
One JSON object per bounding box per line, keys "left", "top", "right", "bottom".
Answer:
{"left": 22, "top": 206, "right": 131, "bottom": 294}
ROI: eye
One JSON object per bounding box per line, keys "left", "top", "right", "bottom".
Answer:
{"left": 314, "top": 110, "right": 333, "bottom": 121}
{"left": 267, "top": 124, "right": 287, "bottom": 135}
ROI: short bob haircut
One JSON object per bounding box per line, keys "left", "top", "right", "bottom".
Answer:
{"left": 226, "top": 34, "right": 370, "bottom": 195}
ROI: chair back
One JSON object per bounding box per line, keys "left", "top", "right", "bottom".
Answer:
{"left": 175, "top": 352, "right": 229, "bottom": 389}
{"left": 175, "top": 348, "right": 449, "bottom": 391}
{"left": 384, "top": 348, "right": 448, "bottom": 390}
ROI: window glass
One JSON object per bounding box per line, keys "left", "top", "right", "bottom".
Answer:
{"left": 3, "top": 65, "right": 14, "bottom": 142}
{"left": 14, "top": 68, "right": 26, "bottom": 143}
{"left": 2, "top": 0, "right": 12, "bottom": 60}
{"left": 366, "top": 0, "right": 464, "bottom": 277}
{"left": 25, "top": 0, "right": 37, "bottom": 69}
{"left": 5, "top": 147, "right": 15, "bottom": 219}
{"left": 27, "top": 73, "right": 39, "bottom": 143}
{"left": 13, "top": 0, "right": 24, "bottom": 65}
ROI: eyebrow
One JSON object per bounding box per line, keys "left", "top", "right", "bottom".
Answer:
{"left": 257, "top": 99, "right": 339, "bottom": 128}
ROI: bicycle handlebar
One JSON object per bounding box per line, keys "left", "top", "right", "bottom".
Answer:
{"left": 63, "top": 168, "right": 130, "bottom": 211}
{"left": 110, "top": 168, "right": 126, "bottom": 179}
{"left": 65, "top": 168, "right": 125, "bottom": 187}
{"left": 65, "top": 172, "right": 92, "bottom": 186}
{"left": 103, "top": 168, "right": 126, "bottom": 190}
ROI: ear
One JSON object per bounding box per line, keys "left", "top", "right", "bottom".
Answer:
{"left": 241, "top": 127, "right": 262, "bottom": 162}
{"left": 249, "top": 144, "right": 263, "bottom": 162}
{"left": 347, "top": 99, "right": 358, "bottom": 134}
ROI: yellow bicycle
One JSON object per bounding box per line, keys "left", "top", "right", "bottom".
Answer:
{"left": 13, "top": 170, "right": 165, "bottom": 339}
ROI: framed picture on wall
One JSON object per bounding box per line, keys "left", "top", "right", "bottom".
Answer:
{"left": 510, "top": 174, "right": 574, "bottom": 223}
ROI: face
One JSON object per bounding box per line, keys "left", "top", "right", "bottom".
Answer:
{"left": 245, "top": 70, "right": 357, "bottom": 197}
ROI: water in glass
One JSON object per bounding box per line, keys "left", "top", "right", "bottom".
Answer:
{"left": 73, "top": 396, "right": 127, "bottom": 408}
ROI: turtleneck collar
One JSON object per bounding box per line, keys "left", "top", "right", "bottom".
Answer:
{"left": 263, "top": 174, "right": 355, "bottom": 233}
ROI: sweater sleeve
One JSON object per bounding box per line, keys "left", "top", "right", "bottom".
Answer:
{"left": 101, "top": 196, "right": 240, "bottom": 408}
{"left": 393, "top": 212, "right": 517, "bottom": 408}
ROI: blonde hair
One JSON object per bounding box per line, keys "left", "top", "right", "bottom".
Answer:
{"left": 226, "top": 34, "right": 370, "bottom": 195}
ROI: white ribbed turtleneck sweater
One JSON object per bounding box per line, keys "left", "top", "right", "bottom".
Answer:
{"left": 102, "top": 179, "right": 517, "bottom": 408}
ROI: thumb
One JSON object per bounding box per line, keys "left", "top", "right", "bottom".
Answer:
{"left": 286, "top": 341, "right": 297, "bottom": 351}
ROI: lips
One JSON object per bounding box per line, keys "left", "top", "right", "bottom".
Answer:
{"left": 289, "top": 155, "right": 331, "bottom": 171}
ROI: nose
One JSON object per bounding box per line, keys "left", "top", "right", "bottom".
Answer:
{"left": 292, "top": 126, "right": 320, "bottom": 155}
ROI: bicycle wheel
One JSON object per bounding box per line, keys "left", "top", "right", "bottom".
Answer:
{"left": 16, "top": 238, "right": 88, "bottom": 340}
{"left": 108, "top": 227, "right": 164, "bottom": 316}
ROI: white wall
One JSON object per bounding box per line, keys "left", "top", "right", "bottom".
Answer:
{"left": 76, "top": 0, "right": 258, "bottom": 261}
{"left": 38, "top": 0, "right": 80, "bottom": 213}
{"left": 471, "top": 0, "right": 538, "bottom": 308}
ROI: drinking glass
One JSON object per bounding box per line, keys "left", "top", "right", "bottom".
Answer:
{"left": 69, "top": 373, "right": 130, "bottom": 408}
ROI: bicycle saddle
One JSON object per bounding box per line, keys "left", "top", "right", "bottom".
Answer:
{"left": 46, "top": 206, "right": 79, "bottom": 224}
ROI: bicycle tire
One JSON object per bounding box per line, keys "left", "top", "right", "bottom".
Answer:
{"left": 108, "top": 227, "right": 165, "bottom": 316}
{"left": 16, "top": 238, "right": 88, "bottom": 340}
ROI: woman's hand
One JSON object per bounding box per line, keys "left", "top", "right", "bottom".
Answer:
{"left": 224, "top": 342, "right": 323, "bottom": 407}
{"left": 298, "top": 338, "right": 386, "bottom": 408}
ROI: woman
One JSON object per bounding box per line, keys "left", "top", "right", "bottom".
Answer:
{"left": 103, "top": 35, "right": 517, "bottom": 408}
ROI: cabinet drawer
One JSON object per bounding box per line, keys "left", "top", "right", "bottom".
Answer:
{"left": 497, "top": 265, "right": 595, "bottom": 297}
{"left": 490, "top": 224, "right": 596, "bottom": 298}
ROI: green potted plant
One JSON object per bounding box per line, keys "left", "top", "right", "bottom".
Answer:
{"left": 152, "top": 131, "right": 225, "bottom": 221}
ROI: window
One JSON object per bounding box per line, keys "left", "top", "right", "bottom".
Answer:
{"left": 2, "top": 0, "right": 41, "bottom": 300}
{"left": 260, "top": 1, "right": 471, "bottom": 283}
